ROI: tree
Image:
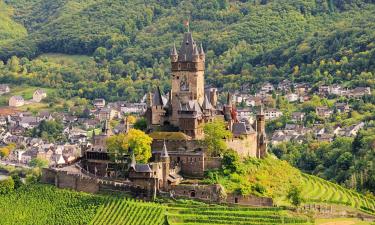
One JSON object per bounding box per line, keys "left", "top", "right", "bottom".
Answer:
{"left": 29, "top": 158, "right": 49, "bottom": 168}
{"left": 106, "top": 129, "right": 152, "bottom": 163}
{"left": 31, "top": 120, "right": 64, "bottom": 142}
{"left": 133, "top": 118, "right": 147, "bottom": 131}
{"left": 10, "top": 174, "right": 22, "bottom": 189}
{"left": 0, "top": 143, "right": 16, "bottom": 158}
{"left": 0, "top": 177, "right": 14, "bottom": 194}
{"left": 287, "top": 186, "right": 302, "bottom": 207}
{"left": 203, "top": 119, "right": 232, "bottom": 156}
{"left": 222, "top": 149, "right": 240, "bottom": 173}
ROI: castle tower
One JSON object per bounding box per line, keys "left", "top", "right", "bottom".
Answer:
{"left": 149, "top": 87, "right": 166, "bottom": 126}
{"left": 170, "top": 31, "right": 205, "bottom": 125}
{"left": 256, "top": 106, "right": 267, "bottom": 158}
{"left": 160, "top": 140, "right": 170, "bottom": 190}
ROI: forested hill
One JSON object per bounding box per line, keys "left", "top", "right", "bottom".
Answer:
{"left": 0, "top": 0, "right": 374, "bottom": 101}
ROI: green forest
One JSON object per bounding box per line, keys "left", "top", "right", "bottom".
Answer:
{"left": 0, "top": 0, "right": 374, "bottom": 101}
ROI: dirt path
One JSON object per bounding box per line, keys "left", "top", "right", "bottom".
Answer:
{"left": 319, "top": 221, "right": 356, "bottom": 225}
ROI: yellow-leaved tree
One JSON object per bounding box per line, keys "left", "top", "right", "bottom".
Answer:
{"left": 106, "top": 129, "right": 152, "bottom": 163}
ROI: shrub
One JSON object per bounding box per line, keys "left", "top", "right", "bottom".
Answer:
{"left": 0, "top": 177, "right": 14, "bottom": 194}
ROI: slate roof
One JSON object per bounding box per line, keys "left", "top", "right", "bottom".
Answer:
{"left": 202, "top": 94, "right": 213, "bottom": 110}
{"left": 134, "top": 164, "right": 152, "bottom": 173}
{"left": 232, "top": 122, "right": 253, "bottom": 136}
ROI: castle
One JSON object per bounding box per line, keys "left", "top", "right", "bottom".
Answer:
{"left": 81, "top": 30, "right": 267, "bottom": 191}
{"left": 145, "top": 31, "right": 267, "bottom": 161}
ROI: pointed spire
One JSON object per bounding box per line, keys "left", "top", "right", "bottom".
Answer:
{"left": 130, "top": 152, "right": 136, "bottom": 168}
{"left": 226, "top": 92, "right": 232, "bottom": 105}
{"left": 193, "top": 45, "right": 199, "bottom": 56}
{"left": 152, "top": 86, "right": 164, "bottom": 106}
{"left": 199, "top": 43, "right": 205, "bottom": 55}
{"left": 161, "top": 140, "right": 169, "bottom": 158}
{"left": 202, "top": 94, "right": 213, "bottom": 110}
{"left": 171, "top": 42, "right": 177, "bottom": 56}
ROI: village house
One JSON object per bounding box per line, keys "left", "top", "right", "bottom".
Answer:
{"left": 93, "top": 98, "right": 106, "bottom": 108}
{"left": 264, "top": 108, "right": 283, "bottom": 120}
{"left": 286, "top": 93, "right": 299, "bottom": 102}
{"left": 318, "top": 85, "right": 330, "bottom": 96}
{"left": 335, "top": 103, "right": 350, "bottom": 113}
{"left": 339, "top": 122, "right": 365, "bottom": 137}
{"left": 19, "top": 116, "right": 40, "bottom": 129}
{"left": 291, "top": 112, "right": 305, "bottom": 122}
{"left": 0, "top": 84, "right": 10, "bottom": 95}
{"left": 347, "top": 87, "right": 371, "bottom": 99}
{"left": 277, "top": 79, "right": 292, "bottom": 92}
{"left": 261, "top": 82, "right": 275, "bottom": 93}
{"left": 33, "top": 89, "right": 47, "bottom": 102}
{"left": 9, "top": 96, "right": 24, "bottom": 107}
{"left": 294, "top": 83, "right": 311, "bottom": 95}
{"left": 94, "top": 107, "right": 119, "bottom": 121}
{"left": 120, "top": 103, "right": 147, "bottom": 115}
{"left": 315, "top": 106, "right": 333, "bottom": 118}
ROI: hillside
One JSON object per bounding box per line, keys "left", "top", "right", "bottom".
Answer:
{"left": 0, "top": 0, "right": 373, "bottom": 101}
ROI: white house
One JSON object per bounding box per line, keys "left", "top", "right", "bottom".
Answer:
{"left": 33, "top": 89, "right": 47, "bottom": 102}
{"left": 265, "top": 108, "right": 283, "bottom": 120}
{"left": 0, "top": 84, "right": 10, "bottom": 95}
{"left": 9, "top": 96, "right": 24, "bottom": 107}
{"left": 261, "top": 82, "right": 275, "bottom": 93}
{"left": 286, "top": 93, "right": 299, "bottom": 102}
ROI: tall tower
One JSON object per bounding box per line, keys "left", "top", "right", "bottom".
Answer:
{"left": 160, "top": 140, "right": 170, "bottom": 190}
{"left": 256, "top": 106, "right": 267, "bottom": 158}
{"left": 170, "top": 31, "right": 205, "bottom": 125}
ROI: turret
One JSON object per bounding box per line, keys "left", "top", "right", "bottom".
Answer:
{"left": 199, "top": 43, "right": 205, "bottom": 62}
{"left": 170, "top": 42, "right": 178, "bottom": 62}
{"left": 160, "top": 140, "right": 170, "bottom": 191}
{"left": 256, "top": 105, "right": 267, "bottom": 158}
{"left": 192, "top": 45, "right": 199, "bottom": 62}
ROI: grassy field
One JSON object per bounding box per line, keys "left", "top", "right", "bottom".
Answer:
{"left": 301, "top": 174, "right": 375, "bottom": 215}
{"left": 0, "top": 85, "right": 55, "bottom": 111}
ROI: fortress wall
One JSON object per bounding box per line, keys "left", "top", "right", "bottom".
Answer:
{"left": 76, "top": 177, "right": 99, "bottom": 193}
{"left": 204, "top": 157, "right": 222, "bottom": 171}
{"left": 226, "top": 134, "right": 257, "bottom": 158}
{"left": 226, "top": 193, "right": 273, "bottom": 207}
{"left": 171, "top": 184, "right": 220, "bottom": 202}
{"left": 56, "top": 172, "right": 76, "bottom": 190}
{"left": 41, "top": 168, "right": 56, "bottom": 184}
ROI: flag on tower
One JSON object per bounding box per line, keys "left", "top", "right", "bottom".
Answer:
{"left": 183, "top": 19, "right": 190, "bottom": 32}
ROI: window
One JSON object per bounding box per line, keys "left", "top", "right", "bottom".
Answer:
{"left": 235, "top": 197, "right": 238, "bottom": 203}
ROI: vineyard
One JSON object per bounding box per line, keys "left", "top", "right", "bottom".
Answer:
{"left": 301, "top": 174, "right": 375, "bottom": 215}
{"left": 167, "top": 204, "right": 313, "bottom": 225}
{"left": 0, "top": 184, "right": 107, "bottom": 225}
{"left": 89, "top": 198, "right": 165, "bottom": 225}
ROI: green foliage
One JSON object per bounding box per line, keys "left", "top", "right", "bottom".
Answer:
{"left": 10, "top": 174, "right": 22, "bottom": 189}
{"left": 30, "top": 120, "right": 64, "bottom": 142}
{"left": 203, "top": 119, "right": 232, "bottom": 156}
{"left": 0, "top": 0, "right": 373, "bottom": 102}
{"left": 272, "top": 126, "right": 375, "bottom": 195}
{"left": 222, "top": 149, "right": 241, "bottom": 173}
{"left": 106, "top": 129, "right": 153, "bottom": 163}
{"left": 301, "top": 174, "right": 375, "bottom": 215}
{"left": 29, "top": 158, "right": 49, "bottom": 168}
{"left": 287, "top": 186, "right": 303, "bottom": 207}
{"left": 167, "top": 204, "right": 313, "bottom": 225}
{"left": 0, "top": 176, "right": 14, "bottom": 194}
{"left": 204, "top": 156, "right": 303, "bottom": 199}
{"left": 133, "top": 118, "right": 147, "bottom": 131}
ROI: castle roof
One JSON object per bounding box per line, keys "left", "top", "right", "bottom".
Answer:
{"left": 152, "top": 87, "right": 166, "bottom": 106}
{"left": 178, "top": 32, "right": 198, "bottom": 62}
{"left": 232, "top": 122, "right": 254, "bottom": 136}
{"left": 202, "top": 94, "right": 213, "bottom": 110}
{"left": 134, "top": 164, "right": 152, "bottom": 173}
{"left": 161, "top": 140, "right": 169, "bottom": 158}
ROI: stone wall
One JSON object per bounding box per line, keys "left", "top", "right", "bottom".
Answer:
{"left": 204, "top": 157, "right": 222, "bottom": 171}
{"left": 226, "top": 133, "right": 257, "bottom": 158}
{"left": 171, "top": 184, "right": 273, "bottom": 207}
{"left": 226, "top": 193, "right": 273, "bottom": 207}
{"left": 171, "top": 184, "right": 223, "bottom": 203}
{"left": 40, "top": 168, "right": 56, "bottom": 184}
